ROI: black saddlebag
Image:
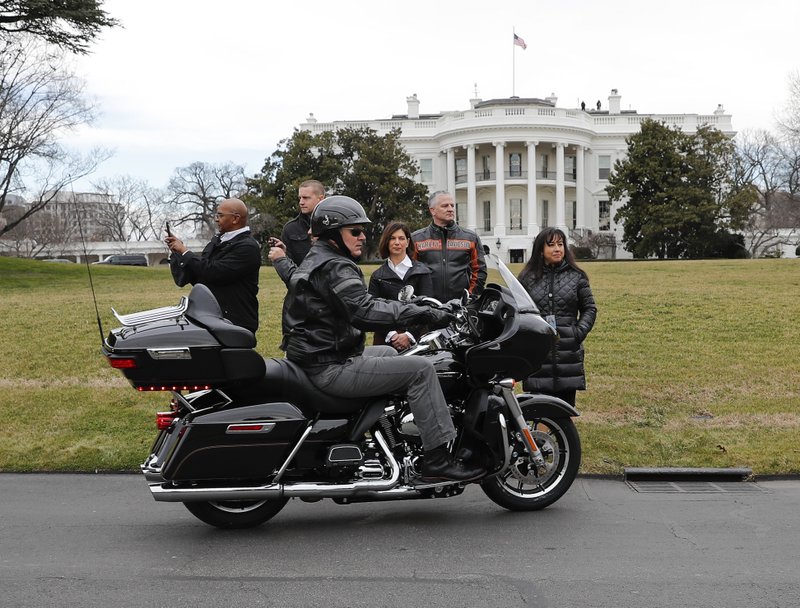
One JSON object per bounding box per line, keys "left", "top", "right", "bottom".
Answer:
{"left": 159, "top": 402, "right": 308, "bottom": 481}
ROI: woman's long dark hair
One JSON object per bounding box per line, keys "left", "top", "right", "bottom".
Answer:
{"left": 519, "top": 227, "right": 586, "bottom": 281}
{"left": 378, "top": 221, "right": 414, "bottom": 259}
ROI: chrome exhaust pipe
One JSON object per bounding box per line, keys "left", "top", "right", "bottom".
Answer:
{"left": 148, "top": 431, "right": 401, "bottom": 503}
{"left": 149, "top": 482, "right": 283, "bottom": 502}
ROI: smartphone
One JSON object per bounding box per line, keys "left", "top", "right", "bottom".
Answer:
{"left": 165, "top": 221, "right": 173, "bottom": 238}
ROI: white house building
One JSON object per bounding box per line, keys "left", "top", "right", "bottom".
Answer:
{"left": 299, "top": 89, "right": 734, "bottom": 261}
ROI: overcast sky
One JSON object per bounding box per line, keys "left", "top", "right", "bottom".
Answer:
{"left": 64, "top": 0, "right": 800, "bottom": 191}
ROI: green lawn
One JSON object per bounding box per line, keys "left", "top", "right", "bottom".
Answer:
{"left": 1, "top": 256, "right": 798, "bottom": 475}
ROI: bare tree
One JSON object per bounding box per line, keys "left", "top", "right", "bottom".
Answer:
{"left": 0, "top": 36, "right": 109, "bottom": 237}
{"left": 167, "top": 161, "right": 246, "bottom": 238}
{"left": 0, "top": 203, "right": 76, "bottom": 257}
{"left": 573, "top": 231, "right": 618, "bottom": 259}
{"left": 737, "top": 130, "right": 800, "bottom": 257}
{"left": 0, "top": 0, "right": 119, "bottom": 55}
{"left": 777, "top": 69, "right": 800, "bottom": 140}
{"left": 93, "top": 176, "right": 168, "bottom": 242}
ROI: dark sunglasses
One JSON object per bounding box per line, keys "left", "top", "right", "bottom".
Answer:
{"left": 344, "top": 227, "right": 365, "bottom": 237}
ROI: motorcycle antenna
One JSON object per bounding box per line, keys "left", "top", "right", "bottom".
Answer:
{"left": 72, "top": 180, "right": 106, "bottom": 345}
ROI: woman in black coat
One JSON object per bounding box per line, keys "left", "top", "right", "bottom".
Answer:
{"left": 519, "top": 227, "right": 597, "bottom": 407}
{"left": 368, "top": 221, "right": 433, "bottom": 351}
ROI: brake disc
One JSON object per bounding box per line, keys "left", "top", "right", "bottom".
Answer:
{"left": 509, "top": 429, "right": 559, "bottom": 484}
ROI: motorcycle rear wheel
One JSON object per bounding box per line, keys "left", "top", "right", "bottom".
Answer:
{"left": 481, "top": 415, "right": 581, "bottom": 511}
{"left": 183, "top": 498, "right": 288, "bottom": 529}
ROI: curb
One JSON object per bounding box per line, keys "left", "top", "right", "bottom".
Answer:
{"left": 624, "top": 467, "right": 753, "bottom": 482}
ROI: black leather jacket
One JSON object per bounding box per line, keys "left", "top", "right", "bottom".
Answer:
{"left": 282, "top": 240, "right": 441, "bottom": 368}
{"left": 280, "top": 213, "right": 312, "bottom": 265}
{"left": 412, "top": 222, "right": 487, "bottom": 302}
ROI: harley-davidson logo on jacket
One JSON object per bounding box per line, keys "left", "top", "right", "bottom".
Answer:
{"left": 414, "top": 239, "right": 473, "bottom": 251}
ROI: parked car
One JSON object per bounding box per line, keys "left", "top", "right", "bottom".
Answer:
{"left": 42, "top": 258, "right": 75, "bottom": 263}
{"left": 93, "top": 254, "right": 148, "bottom": 266}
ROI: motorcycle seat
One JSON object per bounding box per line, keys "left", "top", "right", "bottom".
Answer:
{"left": 262, "top": 357, "right": 372, "bottom": 414}
{"left": 184, "top": 284, "right": 256, "bottom": 349}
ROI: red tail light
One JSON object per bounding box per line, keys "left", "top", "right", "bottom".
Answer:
{"left": 156, "top": 411, "right": 177, "bottom": 430}
{"left": 107, "top": 357, "right": 137, "bottom": 369}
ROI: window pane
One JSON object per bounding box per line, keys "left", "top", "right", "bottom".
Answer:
{"left": 509, "top": 198, "right": 522, "bottom": 230}
{"left": 482, "top": 200, "right": 492, "bottom": 232}
{"left": 420, "top": 158, "right": 433, "bottom": 183}
{"left": 566, "top": 155, "right": 577, "bottom": 180}
{"left": 482, "top": 156, "right": 492, "bottom": 180}
{"left": 539, "top": 154, "right": 550, "bottom": 179}
{"left": 599, "top": 200, "right": 610, "bottom": 230}
{"left": 455, "top": 158, "right": 467, "bottom": 183}
{"left": 598, "top": 155, "right": 611, "bottom": 180}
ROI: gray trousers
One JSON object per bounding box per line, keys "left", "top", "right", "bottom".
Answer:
{"left": 306, "top": 346, "right": 456, "bottom": 450}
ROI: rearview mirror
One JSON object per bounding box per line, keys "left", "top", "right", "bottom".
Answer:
{"left": 398, "top": 285, "right": 415, "bottom": 302}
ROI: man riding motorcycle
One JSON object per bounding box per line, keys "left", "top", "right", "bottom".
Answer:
{"left": 281, "top": 196, "right": 485, "bottom": 482}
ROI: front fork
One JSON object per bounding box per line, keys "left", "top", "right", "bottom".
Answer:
{"left": 495, "top": 380, "right": 548, "bottom": 476}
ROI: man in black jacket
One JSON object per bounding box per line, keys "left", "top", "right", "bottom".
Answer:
{"left": 165, "top": 198, "right": 261, "bottom": 334}
{"left": 282, "top": 196, "right": 485, "bottom": 482}
{"left": 280, "top": 179, "right": 325, "bottom": 264}
{"left": 412, "top": 190, "right": 487, "bottom": 303}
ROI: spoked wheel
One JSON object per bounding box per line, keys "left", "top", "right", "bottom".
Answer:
{"left": 481, "top": 415, "right": 581, "bottom": 511}
{"left": 183, "top": 498, "right": 288, "bottom": 529}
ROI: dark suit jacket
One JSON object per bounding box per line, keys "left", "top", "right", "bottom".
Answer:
{"left": 170, "top": 231, "right": 262, "bottom": 333}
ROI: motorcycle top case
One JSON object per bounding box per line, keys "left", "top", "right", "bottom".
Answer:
{"left": 103, "top": 319, "right": 266, "bottom": 390}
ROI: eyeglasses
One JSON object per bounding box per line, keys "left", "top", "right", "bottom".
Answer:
{"left": 213, "top": 212, "right": 239, "bottom": 219}
{"left": 343, "top": 227, "right": 365, "bottom": 237}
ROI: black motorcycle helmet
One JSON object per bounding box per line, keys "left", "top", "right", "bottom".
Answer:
{"left": 310, "top": 196, "right": 372, "bottom": 237}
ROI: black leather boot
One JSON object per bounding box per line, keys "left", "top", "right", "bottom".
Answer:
{"left": 421, "top": 445, "right": 485, "bottom": 482}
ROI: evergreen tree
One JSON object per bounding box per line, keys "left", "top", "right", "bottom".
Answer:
{"left": 0, "top": 0, "right": 118, "bottom": 54}
{"left": 608, "top": 119, "right": 754, "bottom": 258}
{"left": 246, "top": 127, "right": 429, "bottom": 258}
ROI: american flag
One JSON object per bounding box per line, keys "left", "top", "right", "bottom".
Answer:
{"left": 514, "top": 33, "right": 527, "bottom": 50}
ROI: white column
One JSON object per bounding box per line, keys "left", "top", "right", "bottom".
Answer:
{"left": 527, "top": 141, "right": 539, "bottom": 237}
{"left": 493, "top": 141, "right": 506, "bottom": 237}
{"left": 446, "top": 147, "right": 456, "bottom": 196}
{"left": 466, "top": 144, "right": 477, "bottom": 231}
{"left": 576, "top": 145, "right": 585, "bottom": 229}
{"left": 555, "top": 142, "right": 566, "bottom": 230}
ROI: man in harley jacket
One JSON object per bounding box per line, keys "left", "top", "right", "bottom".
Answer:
{"left": 412, "top": 190, "right": 487, "bottom": 303}
{"left": 281, "top": 196, "right": 485, "bottom": 482}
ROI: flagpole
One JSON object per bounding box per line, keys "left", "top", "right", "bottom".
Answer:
{"left": 512, "top": 27, "right": 516, "bottom": 97}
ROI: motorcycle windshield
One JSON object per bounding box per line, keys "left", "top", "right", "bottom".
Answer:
{"left": 484, "top": 253, "right": 539, "bottom": 314}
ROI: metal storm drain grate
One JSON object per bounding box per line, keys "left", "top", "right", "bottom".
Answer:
{"left": 627, "top": 481, "right": 767, "bottom": 494}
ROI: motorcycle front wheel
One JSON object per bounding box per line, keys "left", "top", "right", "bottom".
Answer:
{"left": 183, "top": 498, "right": 288, "bottom": 529}
{"left": 481, "top": 415, "right": 581, "bottom": 511}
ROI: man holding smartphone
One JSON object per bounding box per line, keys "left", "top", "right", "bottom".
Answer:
{"left": 165, "top": 198, "right": 261, "bottom": 335}
{"left": 280, "top": 179, "right": 325, "bottom": 264}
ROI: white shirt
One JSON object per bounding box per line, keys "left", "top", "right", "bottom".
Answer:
{"left": 387, "top": 255, "right": 413, "bottom": 280}
{"left": 220, "top": 226, "right": 251, "bottom": 243}
{"left": 385, "top": 255, "right": 416, "bottom": 348}
{"left": 183, "top": 226, "right": 251, "bottom": 255}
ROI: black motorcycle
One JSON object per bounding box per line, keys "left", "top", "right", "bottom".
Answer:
{"left": 102, "top": 253, "right": 581, "bottom": 528}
